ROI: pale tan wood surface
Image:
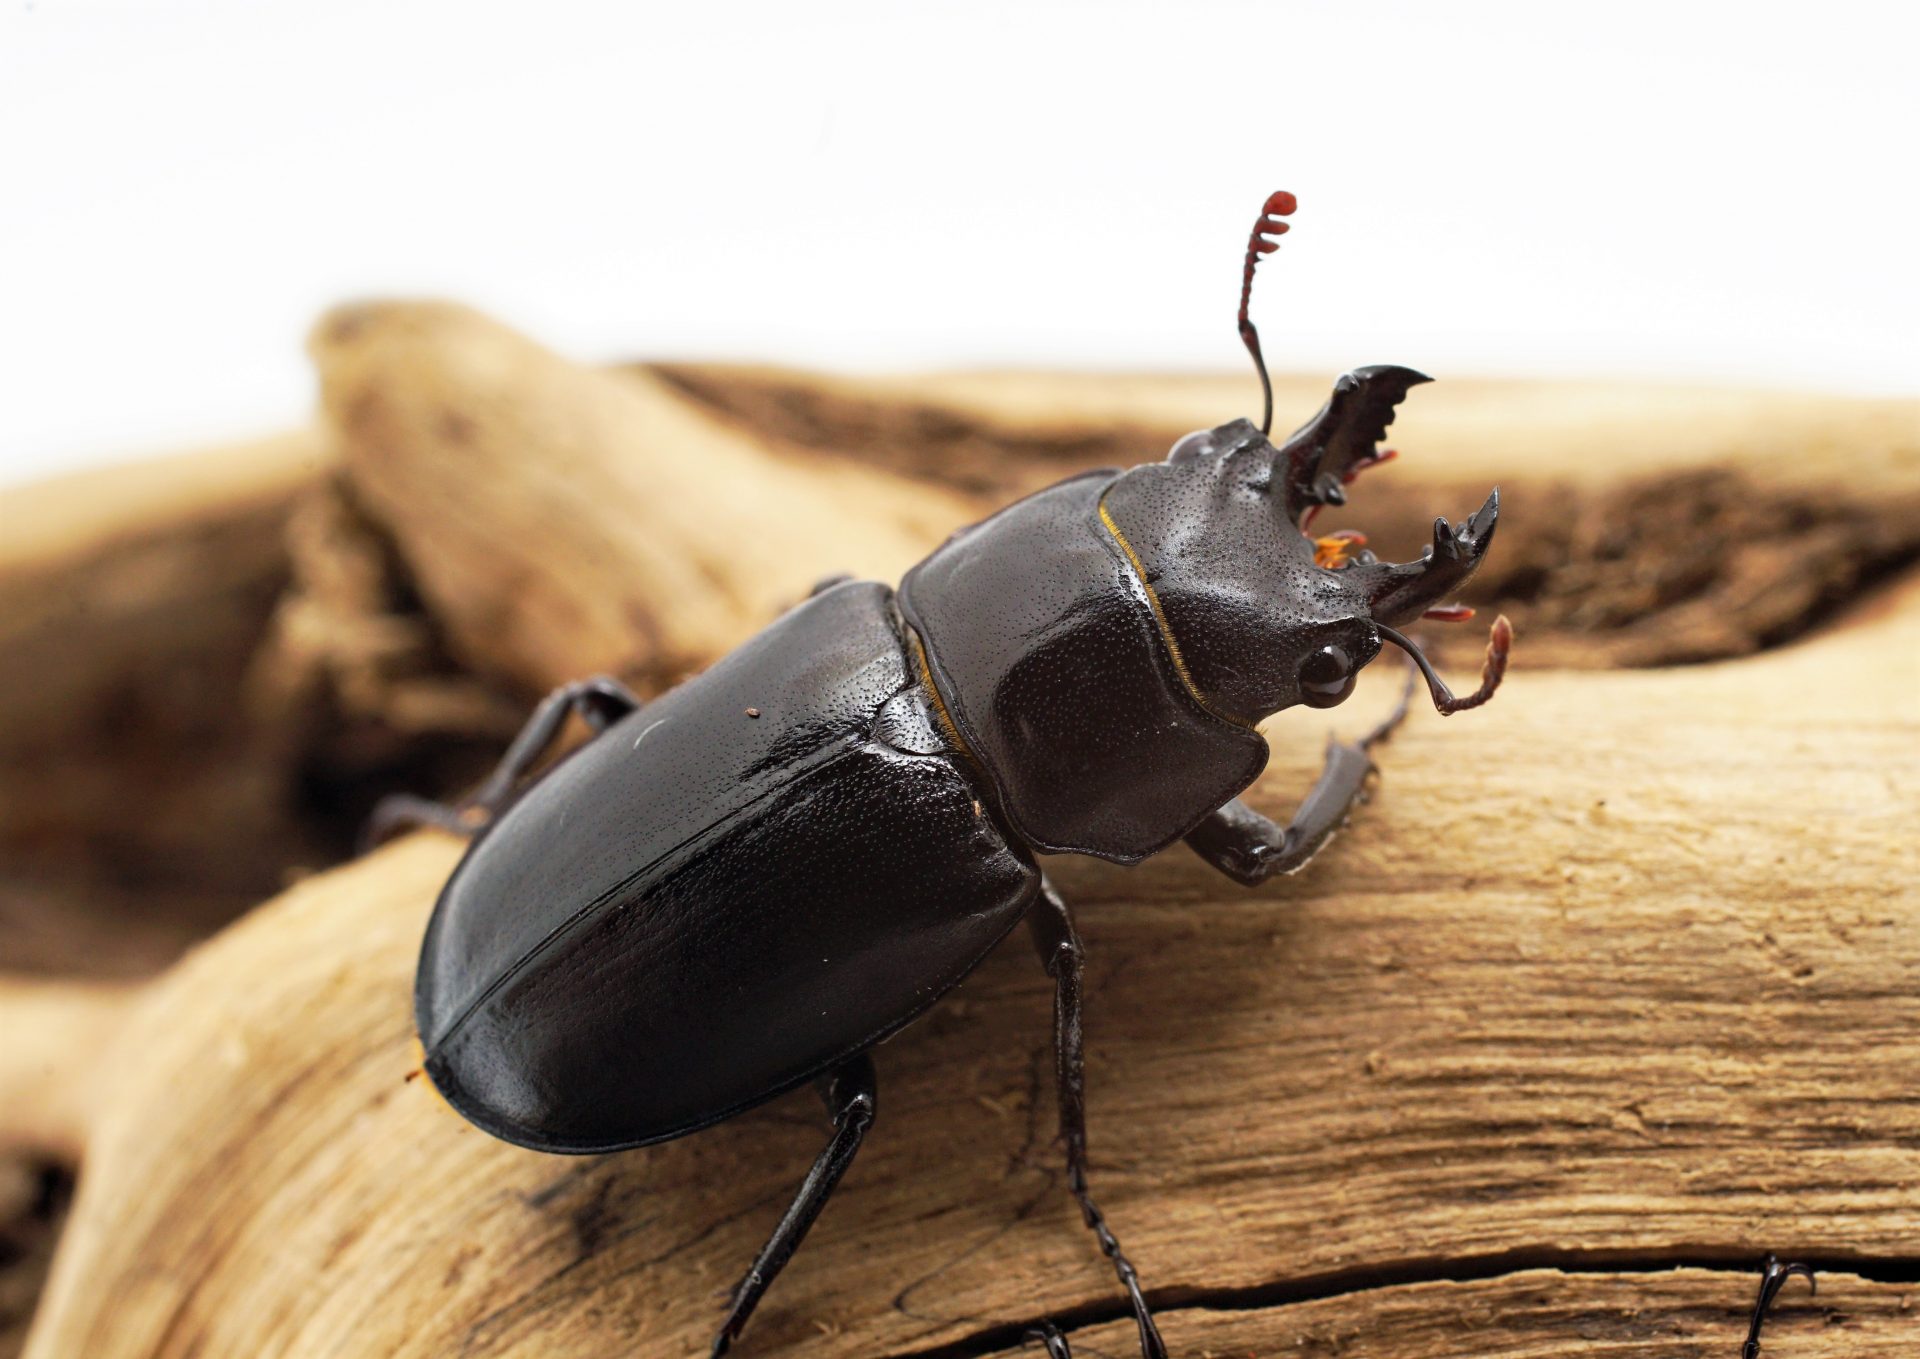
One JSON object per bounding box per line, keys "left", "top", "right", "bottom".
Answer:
{"left": 19, "top": 573, "right": 1917, "bottom": 1357}
{"left": 0, "top": 980, "right": 134, "bottom": 1164}
{"left": 654, "top": 361, "right": 1920, "bottom": 494}
{"left": 18, "top": 309, "right": 1913, "bottom": 974}
{"left": 652, "top": 362, "right": 1920, "bottom": 669}
{"left": 748, "top": 364, "right": 1920, "bottom": 494}
{"left": 4, "top": 305, "right": 1916, "bottom": 1356}
{"left": 0, "top": 431, "right": 324, "bottom": 573}
{"left": 310, "top": 302, "right": 977, "bottom": 693}
{"left": 1056, "top": 1269, "right": 1905, "bottom": 1358}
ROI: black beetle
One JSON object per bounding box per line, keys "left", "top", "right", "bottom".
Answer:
{"left": 372, "top": 190, "right": 1511, "bottom": 1358}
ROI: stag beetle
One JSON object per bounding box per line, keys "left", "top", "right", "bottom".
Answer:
{"left": 373, "top": 191, "right": 1511, "bottom": 1358}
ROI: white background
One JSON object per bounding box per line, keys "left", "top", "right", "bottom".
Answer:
{"left": 2, "top": 0, "right": 1915, "bottom": 489}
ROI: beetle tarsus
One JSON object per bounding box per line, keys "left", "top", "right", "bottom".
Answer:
{"left": 1183, "top": 722, "right": 1386, "bottom": 886}
{"left": 1743, "top": 1255, "right": 1815, "bottom": 1359}
{"left": 1024, "top": 1321, "right": 1074, "bottom": 1357}
{"left": 359, "top": 675, "right": 642, "bottom": 853}
{"left": 360, "top": 793, "right": 482, "bottom": 853}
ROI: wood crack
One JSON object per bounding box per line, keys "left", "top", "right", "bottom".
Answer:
{"left": 884, "top": 1247, "right": 1920, "bottom": 1358}
{"left": 8, "top": 308, "right": 1914, "bottom": 1358}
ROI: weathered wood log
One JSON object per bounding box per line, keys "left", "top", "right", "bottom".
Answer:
{"left": 310, "top": 302, "right": 979, "bottom": 693}
{"left": 15, "top": 572, "right": 1917, "bottom": 1356}
{"left": 0, "top": 980, "right": 132, "bottom": 1165}
{"left": 14, "top": 306, "right": 1907, "bottom": 983}
{"left": 653, "top": 361, "right": 1920, "bottom": 668}
{"left": 316, "top": 302, "right": 1920, "bottom": 694}
{"left": 5, "top": 304, "right": 1916, "bottom": 1355}
{"left": 1055, "top": 1269, "right": 1902, "bottom": 1357}
{"left": 0, "top": 434, "right": 324, "bottom": 976}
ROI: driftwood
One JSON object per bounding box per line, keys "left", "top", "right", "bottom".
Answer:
{"left": 2, "top": 303, "right": 1917, "bottom": 1356}
{"left": 0, "top": 433, "right": 323, "bottom": 975}
{"left": 15, "top": 586, "right": 1920, "bottom": 1357}
{"left": 653, "top": 362, "right": 1920, "bottom": 668}
{"left": 8, "top": 307, "right": 1917, "bottom": 975}
{"left": 309, "top": 302, "right": 978, "bottom": 693}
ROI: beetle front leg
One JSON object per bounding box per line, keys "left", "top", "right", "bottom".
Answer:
{"left": 1028, "top": 878, "right": 1167, "bottom": 1359}
{"left": 1182, "top": 743, "right": 1373, "bottom": 885}
{"left": 1184, "top": 666, "right": 1414, "bottom": 885}
{"left": 711, "top": 1054, "right": 877, "bottom": 1358}
{"left": 361, "top": 675, "right": 641, "bottom": 850}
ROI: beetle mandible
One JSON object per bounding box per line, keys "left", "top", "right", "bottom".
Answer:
{"left": 372, "top": 190, "right": 1512, "bottom": 1358}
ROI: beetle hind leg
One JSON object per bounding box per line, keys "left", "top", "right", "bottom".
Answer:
{"left": 711, "top": 1054, "right": 877, "bottom": 1357}
{"left": 1029, "top": 878, "right": 1168, "bottom": 1359}
{"left": 361, "top": 675, "right": 641, "bottom": 851}
{"left": 1025, "top": 1321, "right": 1074, "bottom": 1357}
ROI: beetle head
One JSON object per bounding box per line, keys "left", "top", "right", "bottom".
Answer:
{"left": 1105, "top": 402, "right": 1501, "bottom": 725}
{"left": 1102, "top": 190, "right": 1511, "bottom": 726}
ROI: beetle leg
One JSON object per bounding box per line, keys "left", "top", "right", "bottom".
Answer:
{"left": 1024, "top": 1321, "right": 1074, "bottom": 1357}
{"left": 711, "top": 1054, "right": 877, "bottom": 1358}
{"left": 1029, "top": 878, "right": 1168, "bottom": 1359}
{"left": 360, "top": 793, "right": 475, "bottom": 842}
{"left": 1182, "top": 664, "right": 1414, "bottom": 885}
{"left": 1743, "top": 1255, "right": 1815, "bottom": 1359}
{"left": 361, "top": 675, "right": 642, "bottom": 851}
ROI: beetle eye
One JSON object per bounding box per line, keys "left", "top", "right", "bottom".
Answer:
{"left": 1167, "top": 429, "right": 1216, "bottom": 463}
{"left": 1298, "top": 644, "right": 1356, "bottom": 708}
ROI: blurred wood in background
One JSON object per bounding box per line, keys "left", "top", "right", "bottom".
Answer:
{"left": 0, "top": 302, "right": 1914, "bottom": 1356}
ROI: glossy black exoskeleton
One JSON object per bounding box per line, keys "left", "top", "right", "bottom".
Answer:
{"left": 1743, "top": 1256, "right": 1815, "bottom": 1359}
{"left": 374, "top": 191, "right": 1513, "bottom": 1358}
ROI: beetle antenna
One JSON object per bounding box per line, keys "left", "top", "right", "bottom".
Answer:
{"left": 1239, "top": 190, "right": 1296, "bottom": 436}
{"left": 1376, "top": 615, "right": 1513, "bottom": 715}
{"left": 1358, "top": 655, "right": 1421, "bottom": 752}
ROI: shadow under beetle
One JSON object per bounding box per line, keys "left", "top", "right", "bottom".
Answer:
{"left": 374, "top": 191, "right": 1512, "bottom": 1357}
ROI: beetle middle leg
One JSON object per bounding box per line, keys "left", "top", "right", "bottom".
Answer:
{"left": 1028, "top": 877, "right": 1167, "bottom": 1359}
{"left": 711, "top": 1054, "right": 877, "bottom": 1357}
{"left": 1743, "top": 1255, "right": 1815, "bottom": 1359}
{"left": 362, "top": 675, "right": 641, "bottom": 849}
{"left": 1182, "top": 663, "right": 1415, "bottom": 885}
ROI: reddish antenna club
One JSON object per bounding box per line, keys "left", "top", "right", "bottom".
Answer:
{"left": 1238, "top": 190, "right": 1297, "bottom": 435}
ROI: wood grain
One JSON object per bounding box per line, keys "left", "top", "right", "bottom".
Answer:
{"left": 5, "top": 304, "right": 1916, "bottom": 1356}
{"left": 1051, "top": 1270, "right": 1910, "bottom": 1358}
{"left": 9, "top": 329, "right": 1913, "bottom": 981}
{"left": 653, "top": 362, "right": 1920, "bottom": 668}
{"left": 310, "top": 302, "right": 976, "bottom": 693}
{"left": 19, "top": 572, "right": 1917, "bottom": 1358}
